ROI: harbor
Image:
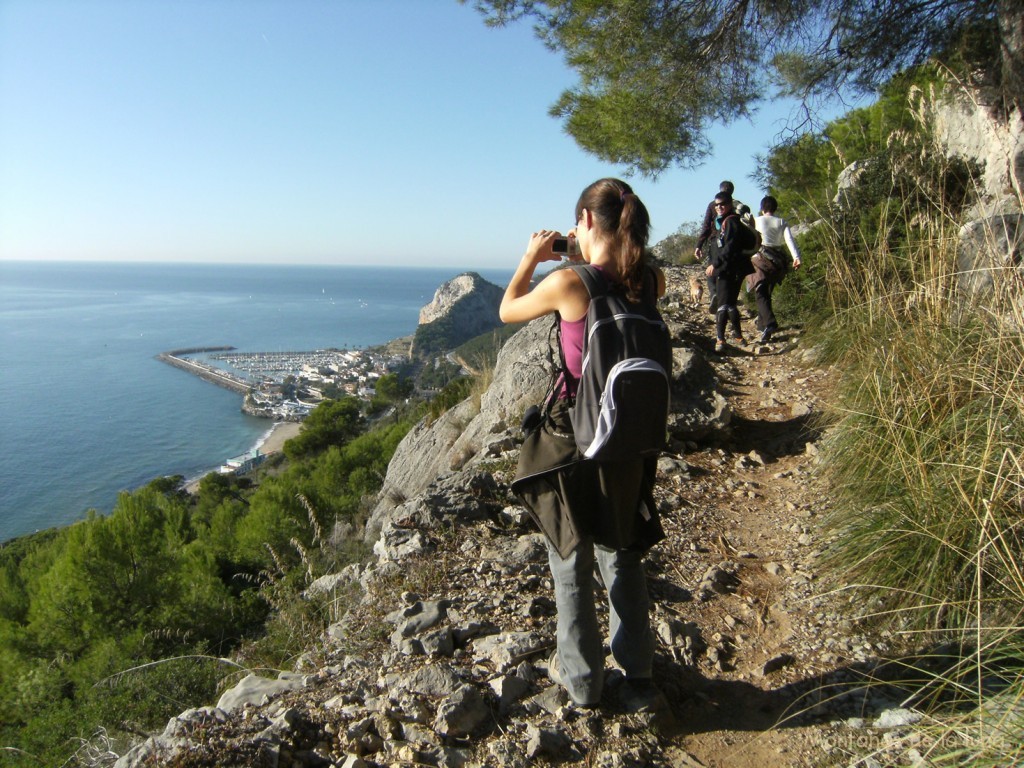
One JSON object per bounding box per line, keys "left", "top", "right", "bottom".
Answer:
{"left": 156, "top": 347, "right": 252, "bottom": 395}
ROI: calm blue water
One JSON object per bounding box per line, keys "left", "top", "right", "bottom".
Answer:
{"left": 0, "top": 261, "right": 511, "bottom": 543}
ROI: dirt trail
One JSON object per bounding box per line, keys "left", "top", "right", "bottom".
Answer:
{"left": 648, "top": 281, "right": 865, "bottom": 767}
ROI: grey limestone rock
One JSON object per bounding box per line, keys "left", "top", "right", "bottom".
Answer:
{"left": 490, "top": 673, "right": 531, "bottom": 713}
{"left": 367, "top": 317, "right": 554, "bottom": 540}
{"left": 215, "top": 672, "right": 307, "bottom": 712}
{"left": 473, "top": 630, "right": 549, "bottom": 671}
{"left": 874, "top": 707, "right": 924, "bottom": 729}
{"left": 525, "top": 723, "right": 573, "bottom": 759}
{"left": 396, "top": 662, "right": 464, "bottom": 697}
{"left": 433, "top": 683, "right": 489, "bottom": 737}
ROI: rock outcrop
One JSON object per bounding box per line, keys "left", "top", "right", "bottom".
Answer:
{"left": 924, "top": 85, "right": 1024, "bottom": 300}
{"left": 929, "top": 89, "right": 1024, "bottom": 206}
{"left": 410, "top": 272, "right": 504, "bottom": 357}
{"left": 366, "top": 317, "right": 552, "bottom": 540}
{"left": 830, "top": 81, "right": 1024, "bottom": 304}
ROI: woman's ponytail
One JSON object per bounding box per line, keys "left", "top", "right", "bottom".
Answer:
{"left": 575, "top": 179, "right": 651, "bottom": 301}
{"left": 617, "top": 192, "right": 650, "bottom": 300}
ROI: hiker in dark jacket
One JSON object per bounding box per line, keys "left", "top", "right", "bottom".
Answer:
{"left": 499, "top": 178, "right": 669, "bottom": 715}
{"left": 695, "top": 180, "right": 744, "bottom": 312}
{"left": 704, "top": 192, "right": 755, "bottom": 353}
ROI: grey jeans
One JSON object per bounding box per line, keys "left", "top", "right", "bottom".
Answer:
{"left": 547, "top": 535, "right": 655, "bottom": 705}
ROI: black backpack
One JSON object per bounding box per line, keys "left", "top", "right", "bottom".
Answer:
{"left": 720, "top": 212, "right": 761, "bottom": 259}
{"left": 561, "top": 265, "right": 671, "bottom": 461}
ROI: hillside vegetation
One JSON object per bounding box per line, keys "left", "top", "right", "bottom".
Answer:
{"left": 0, "top": 384, "right": 450, "bottom": 764}
{"left": 763, "top": 72, "right": 1023, "bottom": 761}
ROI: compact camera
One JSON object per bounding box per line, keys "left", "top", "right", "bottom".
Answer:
{"left": 551, "top": 237, "right": 579, "bottom": 258}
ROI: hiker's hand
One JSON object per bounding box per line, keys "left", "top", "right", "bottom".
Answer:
{"left": 705, "top": 264, "right": 714, "bottom": 277}
{"left": 524, "top": 230, "right": 562, "bottom": 265}
{"left": 792, "top": 257, "right": 801, "bottom": 270}
{"left": 694, "top": 247, "right": 702, "bottom": 259}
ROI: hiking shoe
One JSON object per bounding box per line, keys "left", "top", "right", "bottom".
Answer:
{"left": 547, "top": 650, "right": 599, "bottom": 709}
{"left": 618, "top": 678, "right": 671, "bottom": 715}
{"left": 759, "top": 325, "right": 775, "bottom": 343}
{"left": 732, "top": 336, "right": 746, "bottom": 346}
{"left": 714, "top": 339, "right": 725, "bottom": 353}
{"left": 547, "top": 649, "right": 564, "bottom": 686}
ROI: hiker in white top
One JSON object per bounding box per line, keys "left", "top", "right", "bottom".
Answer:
{"left": 749, "top": 196, "right": 802, "bottom": 342}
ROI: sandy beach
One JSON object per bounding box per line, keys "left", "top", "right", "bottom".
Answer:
{"left": 184, "top": 421, "right": 302, "bottom": 494}
{"left": 259, "top": 421, "right": 302, "bottom": 454}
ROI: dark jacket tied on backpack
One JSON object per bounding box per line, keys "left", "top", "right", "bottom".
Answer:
{"left": 511, "top": 265, "right": 668, "bottom": 559}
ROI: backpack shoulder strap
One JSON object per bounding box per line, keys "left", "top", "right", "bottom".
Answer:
{"left": 569, "top": 264, "right": 608, "bottom": 299}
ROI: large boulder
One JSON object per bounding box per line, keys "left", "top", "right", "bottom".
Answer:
{"left": 957, "top": 212, "right": 1024, "bottom": 296}
{"left": 366, "top": 318, "right": 551, "bottom": 540}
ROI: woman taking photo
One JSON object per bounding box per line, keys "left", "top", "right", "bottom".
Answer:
{"left": 499, "top": 178, "right": 669, "bottom": 714}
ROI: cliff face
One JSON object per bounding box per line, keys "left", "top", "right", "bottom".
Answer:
{"left": 410, "top": 272, "right": 505, "bottom": 357}
{"left": 366, "top": 317, "right": 553, "bottom": 540}
{"left": 833, "top": 83, "right": 1024, "bottom": 300}
{"left": 924, "top": 88, "right": 1024, "bottom": 298}
{"left": 930, "top": 91, "right": 1024, "bottom": 210}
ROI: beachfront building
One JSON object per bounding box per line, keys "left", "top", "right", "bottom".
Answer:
{"left": 219, "top": 449, "right": 266, "bottom": 475}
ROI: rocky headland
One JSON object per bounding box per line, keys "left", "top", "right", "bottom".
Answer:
{"left": 410, "top": 272, "right": 505, "bottom": 358}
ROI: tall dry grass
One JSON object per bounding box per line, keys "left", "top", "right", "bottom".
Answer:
{"left": 810, "top": 116, "right": 1023, "bottom": 762}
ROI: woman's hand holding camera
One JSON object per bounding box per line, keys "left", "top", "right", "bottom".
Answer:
{"left": 524, "top": 229, "right": 581, "bottom": 265}
{"left": 524, "top": 230, "right": 565, "bottom": 266}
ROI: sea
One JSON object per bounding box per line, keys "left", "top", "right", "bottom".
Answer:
{"left": 0, "top": 261, "right": 512, "bottom": 544}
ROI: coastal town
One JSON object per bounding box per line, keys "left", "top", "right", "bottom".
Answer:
{"left": 154, "top": 272, "right": 497, "bottom": 479}
{"left": 158, "top": 344, "right": 413, "bottom": 477}
{"left": 158, "top": 345, "right": 410, "bottom": 422}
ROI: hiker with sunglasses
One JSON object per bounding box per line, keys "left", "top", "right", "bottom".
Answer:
{"left": 704, "top": 192, "right": 756, "bottom": 353}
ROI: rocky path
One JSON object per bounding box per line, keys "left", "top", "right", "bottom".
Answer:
{"left": 643, "top": 293, "right": 849, "bottom": 766}
{"left": 640, "top": 276, "right": 919, "bottom": 767}
{"left": 116, "top": 269, "right": 927, "bottom": 768}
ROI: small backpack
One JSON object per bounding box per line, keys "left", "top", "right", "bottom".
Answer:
{"left": 720, "top": 211, "right": 762, "bottom": 259}
{"left": 562, "top": 265, "right": 671, "bottom": 461}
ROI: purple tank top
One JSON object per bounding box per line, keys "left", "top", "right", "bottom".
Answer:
{"left": 558, "top": 264, "right": 610, "bottom": 398}
{"left": 558, "top": 315, "right": 585, "bottom": 399}
{"left": 556, "top": 263, "right": 656, "bottom": 399}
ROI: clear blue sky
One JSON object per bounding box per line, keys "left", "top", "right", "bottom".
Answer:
{"left": 0, "top": 0, "right": 849, "bottom": 269}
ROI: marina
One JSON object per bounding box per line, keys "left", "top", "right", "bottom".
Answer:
{"left": 156, "top": 347, "right": 251, "bottom": 395}
{"left": 1, "top": 260, "right": 475, "bottom": 544}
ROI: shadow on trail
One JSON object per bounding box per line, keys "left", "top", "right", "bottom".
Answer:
{"left": 717, "top": 413, "right": 825, "bottom": 458}
{"left": 653, "top": 641, "right": 1019, "bottom": 737}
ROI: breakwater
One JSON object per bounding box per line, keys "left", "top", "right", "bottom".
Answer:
{"left": 156, "top": 347, "right": 251, "bottom": 395}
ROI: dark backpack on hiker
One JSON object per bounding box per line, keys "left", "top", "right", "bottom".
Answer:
{"left": 720, "top": 211, "right": 761, "bottom": 259}
{"left": 563, "top": 264, "right": 672, "bottom": 462}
